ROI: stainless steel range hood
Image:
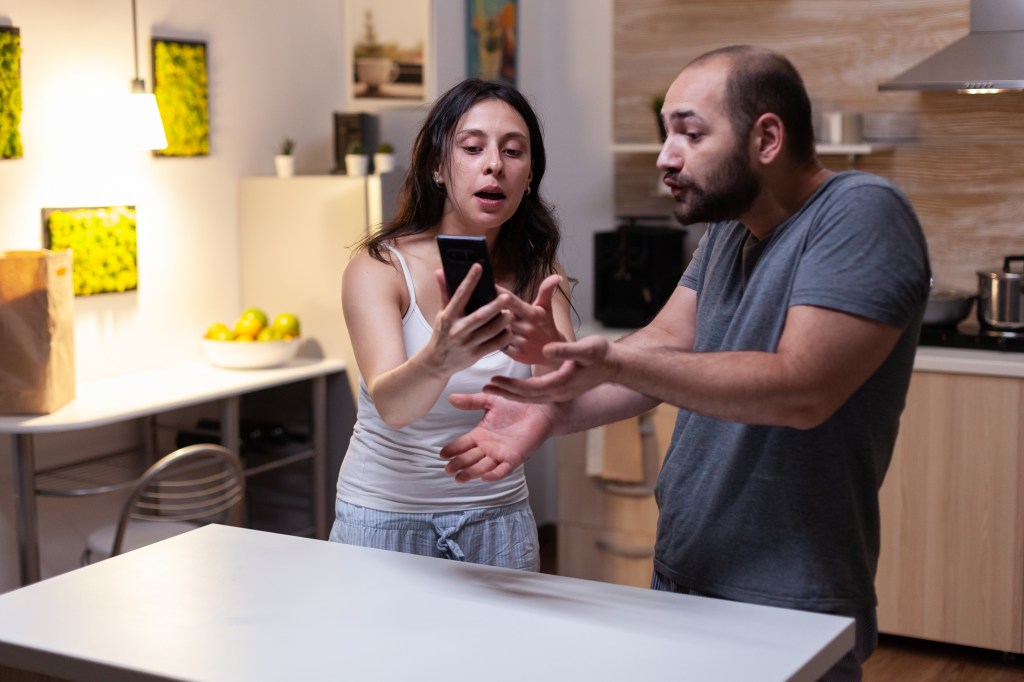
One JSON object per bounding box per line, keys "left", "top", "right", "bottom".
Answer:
{"left": 879, "top": 0, "right": 1024, "bottom": 93}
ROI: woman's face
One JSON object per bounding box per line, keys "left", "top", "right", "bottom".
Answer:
{"left": 437, "top": 98, "right": 533, "bottom": 239}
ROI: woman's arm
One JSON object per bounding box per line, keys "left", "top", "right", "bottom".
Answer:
{"left": 342, "top": 251, "right": 513, "bottom": 429}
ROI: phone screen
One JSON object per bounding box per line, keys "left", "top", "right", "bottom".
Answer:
{"left": 436, "top": 235, "right": 498, "bottom": 314}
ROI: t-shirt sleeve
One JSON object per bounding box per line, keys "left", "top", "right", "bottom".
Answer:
{"left": 790, "top": 181, "right": 930, "bottom": 329}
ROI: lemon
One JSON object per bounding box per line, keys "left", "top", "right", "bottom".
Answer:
{"left": 242, "top": 308, "right": 268, "bottom": 327}
{"left": 205, "top": 322, "right": 233, "bottom": 341}
{"left": 234, "top": 312, "right": 264, "bottom": 338}
{"left": 256, "top": 327, "right": 277, "bottom": 342}
{"left": 271, "top": 313, "right": 301, "bottom": 340}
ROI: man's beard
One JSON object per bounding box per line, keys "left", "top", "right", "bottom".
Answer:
{"left": 668, "top": 141, "right": 761, "bottom": 226}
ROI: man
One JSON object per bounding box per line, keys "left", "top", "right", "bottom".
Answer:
{"left": 441, "top": 45, "right": 930, "bottom": 680}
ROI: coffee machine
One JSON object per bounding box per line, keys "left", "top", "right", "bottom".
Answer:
{"left": 593, "top": 216, "right": 687, "bottom": 328}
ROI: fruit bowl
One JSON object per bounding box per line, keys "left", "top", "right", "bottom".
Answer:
{"left": 200, "top": 338, "right": 301, "bottom": 369}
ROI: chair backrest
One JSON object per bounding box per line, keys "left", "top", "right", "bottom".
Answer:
{"left": 111, "top": 444, "right": 246, "bottom": 556}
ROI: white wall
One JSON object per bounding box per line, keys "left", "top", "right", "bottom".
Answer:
{"left": 0, "top": 0, "right": 613, "bottom": 591}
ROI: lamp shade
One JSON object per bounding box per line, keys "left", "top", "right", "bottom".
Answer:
{"left": 126, "top": 91, "right": 167, "bottom": 151}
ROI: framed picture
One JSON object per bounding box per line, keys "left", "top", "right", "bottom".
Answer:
{"left": 344, "top": 0, "right": 429, "bottom": 110}
{"left": 0, "top": 26, "right": 23, "bottom": 159}
{"left": 152, "top": 38, "right": 209, "bottom": 157}
{"left": 42, "top": 206, "right": 138, "bottom": 296}
{"left": 466, "top": 0, "right": 517, "bottom": 85}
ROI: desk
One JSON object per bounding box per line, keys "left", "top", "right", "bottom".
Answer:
{"left": 0, "top": 358, "right": 350, "bottom": 587}
{"left": 0, "top": 525, "right": 854, "bottom": 681}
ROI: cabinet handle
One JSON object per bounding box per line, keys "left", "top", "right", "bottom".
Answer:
{"left": 594, "top": 537, "right": 655, "bottom": 559}
{"left": 595, "top": 479, "right": 655, "bottom": 497}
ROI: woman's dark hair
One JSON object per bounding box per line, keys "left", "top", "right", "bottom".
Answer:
{"left": 359, "top": 78, "right": 561, "bottom": 299}
{"left": 691, "top": 45, "right": 817, "bottom": 166}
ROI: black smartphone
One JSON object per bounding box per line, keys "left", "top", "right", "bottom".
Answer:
{"left": 436, "top": 235, "right": 498, "bottom": 314}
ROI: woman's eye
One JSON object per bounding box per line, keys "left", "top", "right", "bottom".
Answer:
{"left": 462, "top": 145, "right": 482, "bottom": 154}
{"left": 503, "top": 148, "right": 524, "bottom": 158}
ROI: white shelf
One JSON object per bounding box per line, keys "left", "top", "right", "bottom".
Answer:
{"left": 611, "top": 142, "right": 894, "bottom": 157}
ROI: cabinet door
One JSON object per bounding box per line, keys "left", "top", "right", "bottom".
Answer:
{"left": 556, "top": 403, "right": 678, "bottom": 586}
{"left": 876, "top": 372, "right": 1024, "bottom": 653}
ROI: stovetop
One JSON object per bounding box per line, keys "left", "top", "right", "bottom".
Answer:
{"left": 919, "top": 321, "right": 1024, "bottom": 352}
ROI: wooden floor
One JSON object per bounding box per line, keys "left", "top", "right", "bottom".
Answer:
{"left": 864, "top": 636, "right": 1024, "bottom": 681}
{"left": 538, "top": 525, "right": 1024, "bottom": 681}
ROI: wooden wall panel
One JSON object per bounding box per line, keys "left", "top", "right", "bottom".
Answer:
{"left": 613, "top": 0, "right": 1024, "bottom": 291}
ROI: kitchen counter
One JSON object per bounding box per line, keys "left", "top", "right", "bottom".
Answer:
{"left": 912, "top": 345, "right": 1024, "bottom": 378}
{"left": 0, "top": 524, "right": 854, "bottom": 682}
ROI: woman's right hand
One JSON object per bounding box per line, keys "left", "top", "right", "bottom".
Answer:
{"left": 423, "top": 263, "right": 512, "bottom": 377}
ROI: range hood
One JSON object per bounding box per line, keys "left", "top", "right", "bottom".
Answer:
{"left": 879, "top": 0, "right": 1024, "bottom": 93}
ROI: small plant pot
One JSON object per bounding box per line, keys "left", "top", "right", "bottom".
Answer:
{"left": 345, "top": 153, "right": 369, "bottom": 177}
{"left": 274, "top": 155, "right": 295, "bottom": 178}
{"left": 373, "top": 152, "right": 395, "bottom": 174}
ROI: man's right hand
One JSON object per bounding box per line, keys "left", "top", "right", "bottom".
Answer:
{"left": 441, "top": 393, "right": 559, "bottom": 483}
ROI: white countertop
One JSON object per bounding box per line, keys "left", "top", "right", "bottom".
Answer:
{"left": 0, "top": 357, "right": 347, "bottom": 434}
{"left": 0, "top": 525, "right": 853, "bottom": 682}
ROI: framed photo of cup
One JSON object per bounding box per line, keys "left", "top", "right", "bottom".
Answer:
{"left": 344, "top": 0, "right": 430, "bottom": 110}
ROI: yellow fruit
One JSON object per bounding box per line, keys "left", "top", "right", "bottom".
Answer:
{"left": 234, "top": 313, "right": 264, "bottom": 338}
{"left": 242, "top": 307, "right": 268, "bottom": 327}
{"left": 271, "top": 313, "right": 301, "bottom": 339}
{"left": 234, "top": 333, "right": 256, "bottom": 342}
{"left": 205, "top": 322, "right": 233, "bottom": 341}
{"left": 256, "top": 327, "right": 277, "bottom": 342}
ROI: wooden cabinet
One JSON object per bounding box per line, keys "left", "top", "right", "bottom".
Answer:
{"left": 556, "top": 403, "right": 677, "bottom": 588}
{"left": 876, "top": 370, "right": 1024, "bottom": 653}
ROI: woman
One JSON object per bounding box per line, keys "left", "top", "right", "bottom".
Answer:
{"left": 330, "top": 78, "right": 574, "bottom": 571}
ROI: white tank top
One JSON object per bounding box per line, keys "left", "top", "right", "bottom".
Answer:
{"left": 336, "top": 244, "right": 532, "bottom": 512}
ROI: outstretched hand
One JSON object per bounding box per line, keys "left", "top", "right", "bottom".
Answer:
{"left": 441, "top": 392, "right": 558, "bottom": 482}
{"left": 485, "top": 334, "right": 617, "bottom": 404}
{"left": 498, "top": 274, "right": 566, "bottom": 366}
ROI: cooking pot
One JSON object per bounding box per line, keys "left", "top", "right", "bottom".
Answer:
{"left": 977, "top": 255, "right": 1024, "bottom": 330}
{"left": 923, "top": 289, "right": 975, "bottom": 326}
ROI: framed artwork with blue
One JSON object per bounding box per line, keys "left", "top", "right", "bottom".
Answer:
{"left": 466, "top": 0, "right": 517, "bottom": 84}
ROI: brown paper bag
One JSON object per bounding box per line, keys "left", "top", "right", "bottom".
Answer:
{"left": 0, "top": 250, "right": 76, "bottom": 414}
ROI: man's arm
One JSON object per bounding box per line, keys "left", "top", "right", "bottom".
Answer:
{"left": 487, "top": 285, "right": 903, "bottom": 429}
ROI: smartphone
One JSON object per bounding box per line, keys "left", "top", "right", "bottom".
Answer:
{"left": 436, "top": 235, "right": 498, "bottom": 314}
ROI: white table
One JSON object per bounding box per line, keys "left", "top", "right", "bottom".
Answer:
{"left": 0, "top": 525, "right": 854, "bottom": 682}
{"left": 0, "top": 358, "right": 350, "bottom": 586}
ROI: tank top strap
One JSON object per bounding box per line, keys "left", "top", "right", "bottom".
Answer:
{"left": 381, "top": 243, "right": 417, "bottom": 311}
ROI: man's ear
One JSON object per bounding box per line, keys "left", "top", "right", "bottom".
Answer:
{"left": 752, "top": 113, "right": 783, "bottom": 164}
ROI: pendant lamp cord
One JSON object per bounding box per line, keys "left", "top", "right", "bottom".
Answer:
{"left": 131, "top": 0, "right": 141, "bottom": 82}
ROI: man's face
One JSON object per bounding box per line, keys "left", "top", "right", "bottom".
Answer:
{"left": 656, "top": 61, "right": 761, "bottom": 226}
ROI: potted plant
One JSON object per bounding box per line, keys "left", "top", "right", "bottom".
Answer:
{"left": 373, "top": 142, "right": 395, "bottom": 174}
{"left": 275, "top": 138, "right": 295, "bottom": 178}
{"left": 345, "top": 141, "right": 369, "bottom": 176}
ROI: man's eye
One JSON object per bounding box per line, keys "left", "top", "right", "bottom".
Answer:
{"left": 685, "top": 132, "right": 703, "bottom": 142}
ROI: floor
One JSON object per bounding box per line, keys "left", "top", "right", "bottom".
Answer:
{"left": 537, "top": 525, "right": 1024, "bottom": 681}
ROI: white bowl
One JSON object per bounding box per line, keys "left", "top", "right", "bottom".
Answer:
{"left": 200, "top": 338, "right": 301, "bottom": 369}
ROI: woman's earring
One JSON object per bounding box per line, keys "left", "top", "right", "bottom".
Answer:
{"left": 524, "top": 186, "right": 532, "bottom": 196}
{"left": 433, "top": 172, "right": 444, "bottom": 188}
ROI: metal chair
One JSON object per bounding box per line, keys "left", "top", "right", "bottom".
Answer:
{"left": 82, "top": 443, "right": 246, "bottom": 565}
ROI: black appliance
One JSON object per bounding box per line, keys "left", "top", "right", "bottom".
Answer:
{"left": 594, "top": 216, "right": 687, "bottom": 328}
{"left": 332, "top": 112, "right": 378, "bottom": 174}
{"left": 919, "top": 321, "right": 1024, "bottom": 352}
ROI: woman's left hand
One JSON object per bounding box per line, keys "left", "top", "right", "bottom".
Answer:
{"left": 499, "top": 274, "right": 566, "bottom": 365}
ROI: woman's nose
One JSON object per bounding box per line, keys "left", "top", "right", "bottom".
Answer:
{"left": 484, "top": 151, "right": 502, "bottom": 174}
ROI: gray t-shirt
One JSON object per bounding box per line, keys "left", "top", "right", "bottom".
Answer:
{"left": 654, "top": 171, "right": 931, "bottom": 612}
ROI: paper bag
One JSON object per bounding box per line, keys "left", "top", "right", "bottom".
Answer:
{"left": 0, "top": 250, "right": 76, "bottom": 414}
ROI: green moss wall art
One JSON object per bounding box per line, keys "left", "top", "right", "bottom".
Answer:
{"left": 42, "top": 206, "right": 138, "bottom": 296}
{"left": 0, "top": 26, "right": 23, "bottom": 160}
{"left": 152, "top": 38, "right": 209, "bottom": 157}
